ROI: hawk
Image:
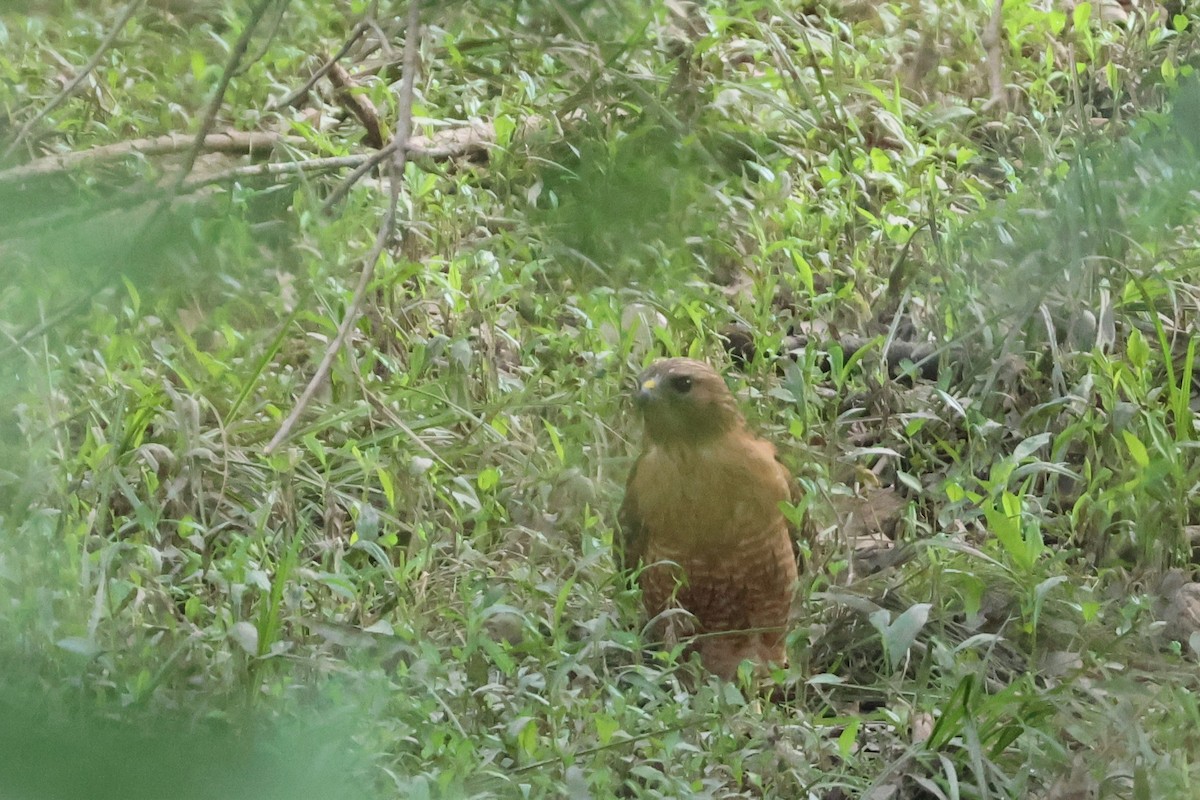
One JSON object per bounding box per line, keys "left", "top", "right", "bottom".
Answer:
{"left": 618, "top": 357, "right": 799, "bottom": 680}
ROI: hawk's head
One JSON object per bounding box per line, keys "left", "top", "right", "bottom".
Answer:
{"left": 633, "top": 358, "right": 744, "bottom": 444}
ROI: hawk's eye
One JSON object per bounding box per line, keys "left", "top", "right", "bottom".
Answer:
{"left": 668, "top": 375, "right": 694, "bottom": 394}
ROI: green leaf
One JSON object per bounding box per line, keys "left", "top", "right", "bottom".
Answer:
{"left": 514, "top": 718, "right": 538, "bottom": 757}
{"left": 189, "top": 50, "right": 207, "bottom": 81}
{"left": 1127, "top": 327, "right": 1149, "bottom": 370}
{"left": 594, "top": 715, "right": 619, "bottom": 746}
{"left": 477, "top": 466, "right": 500, "bottom": 491}
{"left": 984, "top": 492, "right": 1029, "bottom": 569}
{"left": 806, "top": 673, "right": 845, "bottom": 686}
{"left": 544, "top": 420, "right": 566, "bottom": 464}
{"left": 870, "top": 603, "right": 931, "bottom": 671}
{"left": 493, "top": 114, "right": 516, "bottom": 148}
{"left": 377, "top": 467, "right": 395, "bottom": 510}
{"left": 1122, "top": 429, "right": 1149, "bottom": 468}
{"left": 1012, "top": 432, "right": 1051, "bottom": 462}
{"left": 479, "top": 636, "right": 516, "bottom": 675}
{"left": 836, "top": 719, "right": 861, "bottom": 760}
{"left": 1134, "top": 763, "right": 1151, "bottom": 800}
{"left": 1072, "top": 2, "right": 1092, "bottom": 29}
{"left": 56, "top": 637, "right": 102, "bottom": 658}
{"left": 791, "top": 251, "right": 815, "bottom": 294}
{"left": 228, "top": 621, "right": 259, "bottom": 655}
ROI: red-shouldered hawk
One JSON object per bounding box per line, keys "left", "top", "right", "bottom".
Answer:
{"left": 618, "top": 357, "right": 799, "bottom": 680}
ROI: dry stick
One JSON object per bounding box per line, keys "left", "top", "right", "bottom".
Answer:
{"left": 363, "top": 17, "right": 392, "bottom": 59}
{"left": 270, "top": 18, "right": 370, "bottom": 110}
{"left": 1, "top": 0, "right": 147, "bottom": 163}
{"left": 316, "top": 3, "right": 428, "bottom": 213}
{"left": 115, "top": 0, "right": 280, "bottom": 263}
{"left": 264, "top": 0, "right": 423, "bottom": 455}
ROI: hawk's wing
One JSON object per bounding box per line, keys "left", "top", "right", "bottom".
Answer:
{"left": 616, "top": 453, "right": 648, "bottom": 574}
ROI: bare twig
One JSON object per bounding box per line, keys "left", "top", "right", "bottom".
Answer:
{"left": 270, "top": 19, "right": 370, "bottom": 110}
{"left": 108, "top": 0, "right": 282, "bottom": 268}
{"left": 265, "top": 0, "right": 423, "bottom": 455}
{"left": 2, "top": 0, "right": 147, "bottom": 162}
{"left": 0, "top": 124, "right": 493, "bottom": 250}
{"left": 363, "top": 16, "right": 392, "bottom": 59}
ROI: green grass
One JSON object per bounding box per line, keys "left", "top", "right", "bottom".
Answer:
{"left": 3, "top": 0, "right": 1200, "bottom": 796}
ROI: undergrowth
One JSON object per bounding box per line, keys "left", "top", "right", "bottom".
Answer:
{"left": 2, "top": 0, "right": 1200, "bottom": 797}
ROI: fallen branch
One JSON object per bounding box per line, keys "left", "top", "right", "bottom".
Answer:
{"left": 407, "top": 120, "right": 496, "bottom": 159}
{"left": 328, "top": 58, "right": 387, "bottom": 148}
{"left": 0, "top": 131, "right": 305, "bottom": 185}
{"left": 0, "top": 123, "right": 500, "bottom": 189}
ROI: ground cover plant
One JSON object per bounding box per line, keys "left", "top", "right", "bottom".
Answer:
{"left": 2, "top": 0, "right": 1200, "bottom": 796}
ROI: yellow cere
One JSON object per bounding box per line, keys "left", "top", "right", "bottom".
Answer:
{"left": 641, "top": 378, "right": 658, "bottom": 391}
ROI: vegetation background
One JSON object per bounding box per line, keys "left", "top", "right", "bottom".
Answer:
{"left": 2, "top": 0, "right": 1200, "bottom": 796}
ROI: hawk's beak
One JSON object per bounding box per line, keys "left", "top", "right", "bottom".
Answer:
{"left": 634, "top": 376, "right": 658, "bottom": 408}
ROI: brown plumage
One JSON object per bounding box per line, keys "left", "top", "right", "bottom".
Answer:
{"left": 618, "top": 357, "right": 799, "bottom": 680}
